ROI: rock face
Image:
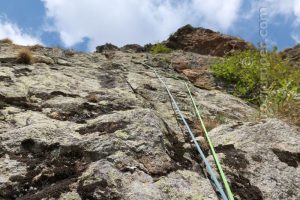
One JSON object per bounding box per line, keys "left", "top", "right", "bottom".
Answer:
{"left": 0, "top": 38, "right": 299, "bottom": 200}
{"left": 281, "top": 44, "right": 300, "bottom": 67}
{"left": 210, "top": 119, "right": 300, "bottom": 200}
{"left": 120, "top": 44, "right": 144, "bottom": 53}
{"left": 96, "top": 44, "right": 145, "bottom": 54}
{"left": 165, "top": 24, "right": 254, "bottom": 57}
{"left": 95, "top": 43, "right": 119, "bottom": 53}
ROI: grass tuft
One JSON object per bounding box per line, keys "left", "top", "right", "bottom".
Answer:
{"left": 150, "top": 43, "right": 172, "bottom": 54}
{"left": 193, "top": 117, "right": 220, "bottom": 137}
{"left": 86, "top": 94, "right": 98, "bottom": 103}
{"left": 17, "top": 48, "right": 33, "bottom": 64}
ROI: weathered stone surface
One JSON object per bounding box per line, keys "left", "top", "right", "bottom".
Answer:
{"left": 281, "top": 44, "right": 300, "bottom": 67}
{"left": 0, "top": 40, "right": 298, "bottom": 200}
{"left": 77, "top": 160, "right": 216, "bottom": 200}
{"left": 0, "top": 155, "right": 27, "bottom": 198}
{"left": 170, "top": 51, "right": 217, "bottom": 90}
{"left": 210, "top": 119, "right": 300, "bottom": 200}
{"left": 33, "top": 55, "right": 55, "bottom": 65}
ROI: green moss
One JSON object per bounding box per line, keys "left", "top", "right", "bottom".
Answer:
{"left": 150, "top": 43, "right": 172, "bottom": 54}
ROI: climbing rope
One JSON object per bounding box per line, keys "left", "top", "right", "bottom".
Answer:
{"left": 185, "top": 82, "right": 234, "bottom": 200}
{"left": 154, "top": 70, "right": 229, "bottom": 200}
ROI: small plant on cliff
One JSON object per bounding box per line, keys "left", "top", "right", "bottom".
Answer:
{"left": 212, "top": 50, "right": 261, "bottom": 102}
{"left": 150, "top": 43, "right": 172, "bottom": 54}
{"left": 212, "top": 50, "right": 300, "bottom": 102}
{"left": 17, "top": 48, "right": 33, "bottom": 64}
{"left": 211, "top": 49, "right": 300, "bottom": 119}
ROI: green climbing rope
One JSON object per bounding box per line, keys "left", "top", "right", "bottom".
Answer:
{"left": 185, "top": 82, "right": 235, "bottom": 200}
{"left": 155, "top": 71, "right": 228, "bottom": 200}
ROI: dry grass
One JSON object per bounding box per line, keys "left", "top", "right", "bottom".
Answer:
{"left": 86, "top": 94, "right": 98, "bottom": 103}
{"left": 203, "top": 117, "right": 220, "bottom": 131}
{"left": 259, "top": 97, "right": 300, "bottom": 131}
{"left": 0, "top": 38, "right": 13, "bottom": 44}
{"left": 193, "top": 117, "right": 220, "bottom": 137}
{"left": 17, "top": 48, "right": 33, "bottom": 64}
{"left": 190, "top": 117, "right": 220, "bottom": 152}
{"left": 278, "top": 100, "right": 300, "bottom": 130}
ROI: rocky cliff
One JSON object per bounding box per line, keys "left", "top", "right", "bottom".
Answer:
{"left": 165, "top": 25, "right": 254, "bottom": 57}
{"left": 282, "top": 44, "right": 300, "bottom": 68}
{"left": 0, "top": 27, "right": 299, "bottom": 200}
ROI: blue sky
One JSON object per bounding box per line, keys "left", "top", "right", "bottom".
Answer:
{"left": 0, "top": 0, "right": 299, "bottom": 52}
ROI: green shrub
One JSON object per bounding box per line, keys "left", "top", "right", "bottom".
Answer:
{"left": 211, "top": 50, "right": 300, "bottom": 115}
{"left": 212, "top": 50, "right": 261, "bottom": 102}
{"left": 150, "top": 43, "right": 172, "bottom": 54}
{"left": 212, "top": 50, "right": 300, "bottom": 104}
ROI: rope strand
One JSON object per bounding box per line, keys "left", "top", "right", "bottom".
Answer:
{"left": 154, "top": 70, "right": 228, "bottom": 200}
{"left": 185, "top": 82, "right": 234, "bottom": 200}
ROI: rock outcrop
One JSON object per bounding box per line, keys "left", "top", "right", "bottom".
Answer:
{"left": 165, "top": 24, "right": 254, "bottom": 57}
{"left": 281, "top": 44, "right": 300, "bottom": 67}
{"left": 0, "top": 30, "right": 299, "bottom": 200}
{"left": 95, "top": 43, "right": 119, "bottom": 53}
{"left": 96, "top": 44, "right": 146, "bottom": 54}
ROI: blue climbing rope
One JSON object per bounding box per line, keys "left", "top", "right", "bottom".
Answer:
{"left": 154, "top": 70, "right": 228, "bottom": 200}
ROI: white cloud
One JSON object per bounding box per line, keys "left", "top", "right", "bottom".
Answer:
{"left": 0, "top": 19, "right": 42, "bottom": 45}
{"left": 263, "top": 0, "right": 300, "bottom": 43}
{"left": 295, "top": 0, "right": 300, "bottom": 24}
{"left": 248, "top": 0, "right": 295, "bottom": 17}
{"left": 41, "top": 0, "right": 242, "bottom": 50}
{"left": 292, "top": 32, "right": 300, "bottom": 43}
{"left": 248, "top": 0, "right": 300, "bottom": 44}
{"left": 267, "top": 0, "right": 300, "bottom": 26}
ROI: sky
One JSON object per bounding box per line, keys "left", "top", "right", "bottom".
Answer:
{"left": 0, "top": 0, "right": 299, "bottom": 52}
